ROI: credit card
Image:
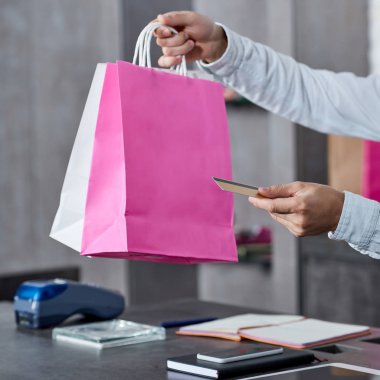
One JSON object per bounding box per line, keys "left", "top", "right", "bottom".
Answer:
{"left": 213, "top": 177, "right": 260, "bottom": 197}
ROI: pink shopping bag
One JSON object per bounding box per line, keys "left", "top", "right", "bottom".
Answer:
{"left": 80, "top": 60, "right": 237, "bottom": 263}
{"left": 363, "top": 140, "right": 380, "bottom": 202}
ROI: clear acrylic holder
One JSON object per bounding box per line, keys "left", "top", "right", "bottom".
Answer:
{"left": 52, "top": 319, "right": 166, "bottom": 350}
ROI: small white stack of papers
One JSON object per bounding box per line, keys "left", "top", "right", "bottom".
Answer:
{"left": 53, "top": 319, "right": 165, "bottom": 349}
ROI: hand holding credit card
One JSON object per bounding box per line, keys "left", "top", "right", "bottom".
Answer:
{"left": 213, "top": 177, "right": 263, "bottom": 198}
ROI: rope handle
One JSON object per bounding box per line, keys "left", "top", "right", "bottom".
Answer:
{"left": 133, "top": 22, "right": 187, "bottom": 76}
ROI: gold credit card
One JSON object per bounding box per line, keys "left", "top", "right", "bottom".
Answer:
{"left": 213, "top": 177, "right": 260, "bottom": 197}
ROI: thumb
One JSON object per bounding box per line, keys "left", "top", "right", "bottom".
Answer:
{"left": 157, "top": 11, "right": 196, "bottom": 28}
{"left": 259, "top": 182, "right": 303, "bottom": 199}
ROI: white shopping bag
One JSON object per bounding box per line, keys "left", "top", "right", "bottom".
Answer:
{"left": 50, "top": 64, "right": 107, "bottom": 250}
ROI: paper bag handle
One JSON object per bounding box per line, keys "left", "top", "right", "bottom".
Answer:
{"left": 133, "top": 22, "right": 187, "bottom": 76}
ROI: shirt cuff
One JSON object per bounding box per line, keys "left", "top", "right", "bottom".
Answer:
{"left": 348, "top": 243, "right": 380, "bottom": 259}
{"left": 328, "top": 191, "right": 380, "bottom": 250}
{"left": 197, "top": 24, "right": 246, "bottom": 78}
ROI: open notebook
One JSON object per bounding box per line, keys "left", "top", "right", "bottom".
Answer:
{"left": 177, "top": 314, "right": 370, "bottom": 349}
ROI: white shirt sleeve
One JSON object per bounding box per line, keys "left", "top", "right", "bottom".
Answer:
{"left": 199, "top": 25, "right": 380, "bottom": 141}
{"left": 198, "top": 25, "right": 380, "bottom": 257}
{"left": 328, "top": 192, "right": 380, "bottom": 259}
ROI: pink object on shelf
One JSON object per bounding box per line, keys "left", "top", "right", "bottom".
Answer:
{"left": 235, "top": 226, "right": 272, "bottom": 246}
{"left": 362, "top": 140, "right": 380, "bottom": 202}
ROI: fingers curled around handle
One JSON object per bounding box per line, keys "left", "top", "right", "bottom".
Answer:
{"left": 156, "top": 31, "right": 189, "bottom": 47}
{"left": 157, "top": 11, "right": 196, "bottom": 27}
{"left": 158, "top": 55, "right": 182, "bottom": 68}
{"left": 162, "top": 39, "right": 194, "bottom": 57}
{"left": 154, "top": 26, "right": 173, "bottom": 38}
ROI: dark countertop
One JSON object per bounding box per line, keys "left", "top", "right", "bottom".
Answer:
{"left": 2, "top": 299, "right": 380, "bottom": 380}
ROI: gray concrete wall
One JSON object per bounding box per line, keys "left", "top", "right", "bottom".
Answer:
{"left": 198, "top": 108, "right": 276, "bottom": 312}
{"left": 0, "top": 0, "right": 128, "bottom": 296}
{"left": 266, "top": 0, "right": 299, "bottom": 314}
{"left": 296, "top": 0, "right": 380, "bottom": 325}
{"left": 302, "top": 237, "right": 380, "bottom": 325}
{"left": 193, "top": 0, "right": 284, "bottom": 312}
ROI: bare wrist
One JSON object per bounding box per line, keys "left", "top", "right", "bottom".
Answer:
{"left": 204, "top": 25, "right": 227, "bottom": 63}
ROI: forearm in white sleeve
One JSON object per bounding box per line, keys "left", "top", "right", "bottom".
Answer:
{"left": 328, "top": 192, "right": 380, "bottom": 258}
{"left": 199, "top": 25, "right": 380, "bottom": 142}
{"left": 199, "top": 25, "right": 380, "bottom": 258}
